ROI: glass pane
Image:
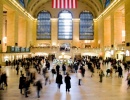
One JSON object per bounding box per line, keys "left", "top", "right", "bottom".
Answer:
{"left": 58, "top": 10, "right": 73, "bottom": 40}
{"left": 105, "top": 0, "right": 111, "bottom": 8}
{"left": 37, "top": 11, "right": 51, "bottom": 40}
{"left": 19, "top": 0, "right": 25, "bottom": 7}
{"left": 79, "top": 11, "right": 94, "bottom": 40}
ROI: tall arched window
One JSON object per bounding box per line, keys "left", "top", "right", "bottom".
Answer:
{"left": 79, "top": 11, "right": 94, "bottom": 40}
{"left": 19, "top": 0, "right": 25, "bottom": 7}
{"left": 58, "top": 10, "right": 73, "bottom": 40}
{"left": 37, "top": 11, "right": 51, "bottom": 40}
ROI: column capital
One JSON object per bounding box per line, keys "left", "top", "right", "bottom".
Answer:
{"left": 51, "top": 18, "right": 58, "bottom": 22}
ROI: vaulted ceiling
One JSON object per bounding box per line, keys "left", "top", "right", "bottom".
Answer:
{"left": 25, "top": 0, "right": 104, "bottom": 18}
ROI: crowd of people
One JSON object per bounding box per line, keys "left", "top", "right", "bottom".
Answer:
{"left": 0, "top": 55, "right": 130, "bottom": 98}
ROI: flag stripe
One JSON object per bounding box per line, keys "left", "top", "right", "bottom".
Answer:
{"left": 52, "top": 0, "right": 54, "bottom": 8}
{"left": 75, "top": 0, "right": 77, "bottom": 8}
{"left": 52, "top": 0, "right": 77, "bottom": 9}
{"left": 69, "top": 0, "right": 72, "bottom": 9}
{"left": 61, "top": 0, "right": 64, "bottom": 8}
{"left": 57, "top": 0, "right": 60, "bottom": 8}
{"left": 72, "top": 0, "right": 75, "bottom": 8}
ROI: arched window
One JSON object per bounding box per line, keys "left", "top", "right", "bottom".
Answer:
{"left": 105, "top": 0, "right": 111, "bottom": 8}
{"left": 79, "top": 11, "right": 94, "bottom": 40}
{"left": 37, "top": 11, "right": 51, "bottom": 40}
{"left": 58, "top": 10, "right": 73, "bottom": 40}
{"left": 19, "top": 0, "right": 25, "bottom": 7}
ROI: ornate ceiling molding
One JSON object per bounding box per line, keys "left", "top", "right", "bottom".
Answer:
{"left": 26, "top": 0, "right": 103, "bottom": 18}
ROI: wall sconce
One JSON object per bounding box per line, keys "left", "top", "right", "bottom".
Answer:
{"left": 110, "top": 50, "right": 114, "bottom": 55}
{"left": 98, "top": 40, "right": 100, "bottom": 44}
{"left": 3, "top": 37, "right": 7, "bottom": 45}
{"left": 85, "top": 40, "right": 90, "bottom": 43}
{"left": 61, "top": 52, "right": 65, "bottom": 58}
{"left": 62, "top": 52, "right": 65, "bottom": 55}
{"left": 126, "top": 50, "right": 130, "bottom": 56}
{"left": 122, "top": 30, "right": 125, "bottom": 42}
{"left": 52, "top": 42, "right": 56, "bottom": 46}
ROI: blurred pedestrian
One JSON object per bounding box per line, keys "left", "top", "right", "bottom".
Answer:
{"left": 56, "top": 72, "right": 63, "bottom": 91}
{"left": 65, "top": 72, "right": 71, "bottom": 92}
{"left": 35, "top": 80, "right": 42, "bottom": 98}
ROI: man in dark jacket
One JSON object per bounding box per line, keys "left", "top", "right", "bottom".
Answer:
{"left": 36, "top": 80, "right": 42, "bottom": 98}
{"left": 74, "top": 63, "right": 78, "bottom": 73}
{"left": 56, "top": 72, "right": 63, "bottom": 91}
{"left": 24, "top": 78, "right": 30, "bottom": 97}
{"left": 46, "top": 60, "right": 50, "bottom": 70}
{"left": 19, "top": 74, "right": 26, "bottom": 94}
{"left": 62, "top": 63, "right": 66, "bottom": 75}
{"left": 56, "top": 64, "right": 60, "bottom": 74}
{"left": 65, "top": 73, "right": 71, "bottom": 92}
{"left": 118, "top": 65, "right": 123, "bottom": 78}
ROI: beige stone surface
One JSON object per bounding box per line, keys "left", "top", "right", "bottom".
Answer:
{"left": 0, "top": 65, "right": 130, "bottom": 100}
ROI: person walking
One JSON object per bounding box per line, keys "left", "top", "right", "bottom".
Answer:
{"left": 35, "top": 80, "right": 42, "bottom": 98}
{"left": 65, "top": 72, "right": 71, "bottom": 92}
{"left": 118, "top": 65, "right": 123, "bottom": 78}
{"left": 56, "top": 72, "right": 63, "bottom": 91}
{"left": 23, "top": 78, "right": 30, "bottom": 97}
{"left": 56, "top": 64, "right": 60, "bottom": 74}
{"left": 19, "top": 66, "right": 23, "bottom": 75}
{"left": 77, "top": 69, "right": 82, "bottom": 86}
{"left": 62, "top": 63, "right": 66, "bottom": 75}
{"left": 0, "top": 64, "right": 1, "bottom": 72}
{"left": 110, "top": 67, "right": 113, "bottom": 78}
{"left": 51, "top": 67, "right": 56, "bottom": 78}
{"left": 74, "top": 63, "right": 78, "bottom": 73}
{"left": 1, "top": 72, "right": 8, "bottom": 90}
{"left": 16, "top": 64, "right": 19, "bottom": 75}
{"left": 45, "top": 70, "right": 51, "bottom": 85}
{"left": 90, "top": 65, "right": 94, "bottom": 77}
{"left": 46, "top": 60, "right": 50, "bottom": 70}
{"left": 99, "top": 69, "right": 104, "bottom": 83}
{"left": 19, "top": 74, "right": 26, "bottom": 94}
{"left": 126, "top": 73, "right": 130, "bottom": 89}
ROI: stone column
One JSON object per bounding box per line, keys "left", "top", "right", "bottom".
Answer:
{"left": 72, "top": 19, "right": 80, "bottom": 47}
{"left": 98, "top": 16, "right": 104, "bottom": 57}
{"left": 26, "top": 18, "right": 34, "bottom": 47}
{"left": 51, "top": 18, "right": 58, "bottom": 58}
{"left": 2, "top": 11, "right": 7, "bottom": 52}
{"left": 32, "top": 19, "right": 37, "bottom": 46}
{"left": 0, "top": 1, "right": 3, "bottom": 64}
{"left": 125, "top": 0, "right": 130, "bottom": 61}
{"left": 72, "top": 19, "right": 80, "bottom": 59}
{"left": 0, "top": 1, "right": 3, "bottom": 52}
{"left": 14, "top": 12, "right": 19, "bottom": 46}
{"left": 111, "top": 13, "right": 115, "bottom": 58}
{"left": 94, "top": 20, "right": 98, "bottom": 47}
{"left": 51, "top": 18, "right": 58, "bottom": 46}
{"left": 111, "top": 13, "right": 114, "bottom": 46}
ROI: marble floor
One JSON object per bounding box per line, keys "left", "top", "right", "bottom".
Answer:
{"left": 0, "top": 65, "right": 130, "bottom": 100}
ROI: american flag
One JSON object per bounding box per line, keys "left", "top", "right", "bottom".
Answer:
{"left": 52, "top": 0, "right": 77, "bottom": 9}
